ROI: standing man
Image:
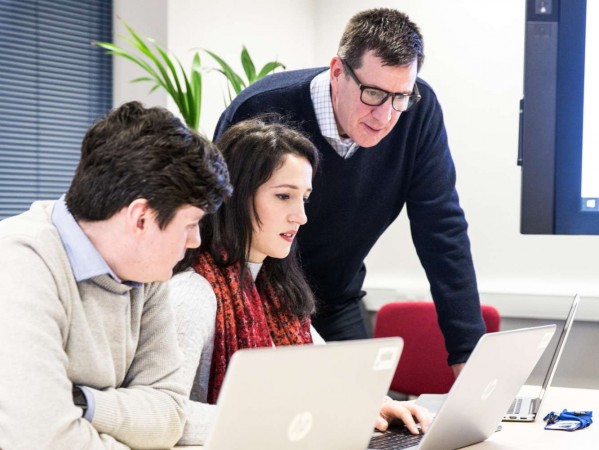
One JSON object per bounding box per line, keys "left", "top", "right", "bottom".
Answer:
{"left": 214, "top": 8, "right": 485, "bottom": 375}
{"left": 0, "top": 102, "right": 232, "bottom": 449}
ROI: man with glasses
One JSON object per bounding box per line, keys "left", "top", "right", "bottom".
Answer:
{"left": 214, "top": 8, "right": 484, "bottom": 376}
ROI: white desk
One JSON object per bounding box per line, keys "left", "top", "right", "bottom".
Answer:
{"left": 174, "top": 386, "right": 598, "bottom": 449}
{"left": 465, "top": 386, "right": 597, "bottom": 449}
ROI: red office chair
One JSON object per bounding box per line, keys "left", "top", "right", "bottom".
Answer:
{"left": 373, "top": 301, "right": 500, "bottom": 396}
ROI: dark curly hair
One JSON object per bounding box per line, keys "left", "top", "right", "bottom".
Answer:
{"left": 66, "top": 101, "right": 232, "bottom": 229}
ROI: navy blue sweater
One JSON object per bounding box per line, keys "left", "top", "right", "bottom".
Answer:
{"left": 214, "top": 68, "right": 485, "bottom": 364}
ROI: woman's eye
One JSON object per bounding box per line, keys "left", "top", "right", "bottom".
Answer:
{"left": 303, "top": 197, "right": 310, "bottom": 204}
{"left": 276, "top": 193, "right": 290, "bottom": 200}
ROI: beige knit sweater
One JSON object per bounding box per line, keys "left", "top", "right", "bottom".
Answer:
{"left": 0, "top": 201, "right": 188, "bottom": 450}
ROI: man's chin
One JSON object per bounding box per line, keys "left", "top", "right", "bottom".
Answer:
{"left": 353, "top": 127, "right": 390, "bottom": 148}
{"left": 354, "top": 136, "right": 385, "bottom": 148}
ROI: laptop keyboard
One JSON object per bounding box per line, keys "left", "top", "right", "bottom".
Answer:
{"left": 368, "top": 427, "right": 424, "bottom": 449}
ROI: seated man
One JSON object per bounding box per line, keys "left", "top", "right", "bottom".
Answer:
{"left": 0, "top": 102, "right": 232, "bottom": 449}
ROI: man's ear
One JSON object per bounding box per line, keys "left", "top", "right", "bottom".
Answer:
{"left": 330, "top": 56, "right": 343, "bottom": 79}
{"left": 127, "top": 198, "right": 151, "bottom": 236}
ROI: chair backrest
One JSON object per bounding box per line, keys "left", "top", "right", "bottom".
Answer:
{"left": 373, "top": 301, "right": 500, "bottom": 396}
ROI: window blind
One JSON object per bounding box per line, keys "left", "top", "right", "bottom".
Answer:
{"left": 0, "top": 0, "right": 112, "bottom": 219}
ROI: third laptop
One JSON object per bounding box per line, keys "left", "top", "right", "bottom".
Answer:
{"left": 502, "top": 293, "right": 580, "bottom": 422}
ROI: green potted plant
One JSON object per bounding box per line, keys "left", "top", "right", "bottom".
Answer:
{"left": 95, "top": 21, "right": 285, "bottom": 131}
{"left": 95, "top": 21, "right": 202, "bottom": 131}
{"left": 204, "top": 46, "right": 285, "bottom": 105}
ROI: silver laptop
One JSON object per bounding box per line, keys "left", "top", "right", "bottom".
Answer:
{"left": 369, "top": 325, "right": 556, "bottom": 450}
{"left": 503, "top": 294, "right": 580, "bottom": 422}
{"left": 203, "top": 337, "right": 403, "bottom": 450}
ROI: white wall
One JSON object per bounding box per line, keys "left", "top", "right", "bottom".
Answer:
{"left": 167, "top": 0, "right": 316, "bottom": 138}
{"left": 113, "top": 0, "right": 168, "bottom": 107}
{"left": 113, "top": 0, "right": 599, "bottom": 315}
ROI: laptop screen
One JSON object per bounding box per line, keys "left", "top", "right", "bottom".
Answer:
{"left": 538, "top": 294, "right": 580, "bottom": 395}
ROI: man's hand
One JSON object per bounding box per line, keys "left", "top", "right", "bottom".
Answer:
{"left": 451, "top": 363, "right": 465, "bottom": 378}
{"left": 375, "top": 398, "right": 432, "bottom": 434}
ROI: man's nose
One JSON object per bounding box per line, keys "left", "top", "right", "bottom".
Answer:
{"left": 371, "top": 98, "right": 395, "bottom": 122}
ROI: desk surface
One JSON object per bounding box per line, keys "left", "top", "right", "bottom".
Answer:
{"left": 465, "top": 386, "right": 597, "bottom": 449}
{"left": 174, "top": 386, "right": 598, "bottom": 449}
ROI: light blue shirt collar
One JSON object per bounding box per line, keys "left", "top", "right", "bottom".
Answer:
{"left": 51, "top": 195, "right": 139, "bottom": 287}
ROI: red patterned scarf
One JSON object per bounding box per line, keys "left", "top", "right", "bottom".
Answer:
{"left": 194, "top": 251, "right": 313, "bottom": 404}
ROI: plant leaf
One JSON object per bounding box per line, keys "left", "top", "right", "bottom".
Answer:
{"left": 240, "top": 46, "right": 256, "bottom": 84}
{"left": 96, "top": 42, "right": 168, "bottom": 93}
{"left": 154, "top": 45, "right": 187, "bottom": 113}
{"left": 189, "top": 52, "right": 202, "bottom": 131}
{"left": 94, "top": 20, "right": 205, "bottom": 130}
{"left": 177, "top": 60, "right": 195, "bottom": 129}
{"left": 131, "top": 76, "right": 154, "bottom": 83}
{"left": 257, "top": 61, "right": 286, "bottom": 79}
{"left": 204, "top": 49, "right": 246, "bottom": 95}
{"left": 119, "top": 22, "right": 188, "bottom": 118}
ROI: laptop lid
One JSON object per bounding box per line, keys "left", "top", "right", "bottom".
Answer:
{"left": 502, "top": 294, "right": 581, "bottom": 422}
{"left": 537, "top": 293, "right": 580, "bottom": 398}
{"left": 416, "top": 325, "right": 556, "bottom": 450}
{"left": 204, "top": 337, "right": 403, "bottom": 450}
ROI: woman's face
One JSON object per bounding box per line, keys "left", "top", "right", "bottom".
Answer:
{"left": 249, "top": 153, "right": 313, "bottom": 263}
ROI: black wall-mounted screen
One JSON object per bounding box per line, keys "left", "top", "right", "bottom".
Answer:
{"left": 519, "top": 0, "right": 598, "bottom": 235}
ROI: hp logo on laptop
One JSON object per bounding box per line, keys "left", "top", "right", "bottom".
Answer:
{"left": 287, "top": 411, "right": 313, "bottom": 442}
{"left": 481, "top": 379, "right": 498, "bottom": 401}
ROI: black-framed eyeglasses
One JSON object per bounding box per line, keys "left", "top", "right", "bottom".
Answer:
{"left": 341, "top": 59, "right": 421, "bottom": 112}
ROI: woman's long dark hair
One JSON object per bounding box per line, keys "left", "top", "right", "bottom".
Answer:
{"left": 175, "top": 117, "right": 320, "bottom": 317}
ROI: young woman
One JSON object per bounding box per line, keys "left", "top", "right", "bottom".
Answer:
{"left": 169, "top": 118, "right": 430, "bottom": 445}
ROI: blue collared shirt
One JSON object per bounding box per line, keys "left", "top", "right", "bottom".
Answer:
{"left": 51, "top": 196, "right": 140, "bottom": 288}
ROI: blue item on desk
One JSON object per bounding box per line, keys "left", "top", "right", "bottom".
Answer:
{"left": 543, "top": 409, "right": 593, "bottom": 431}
